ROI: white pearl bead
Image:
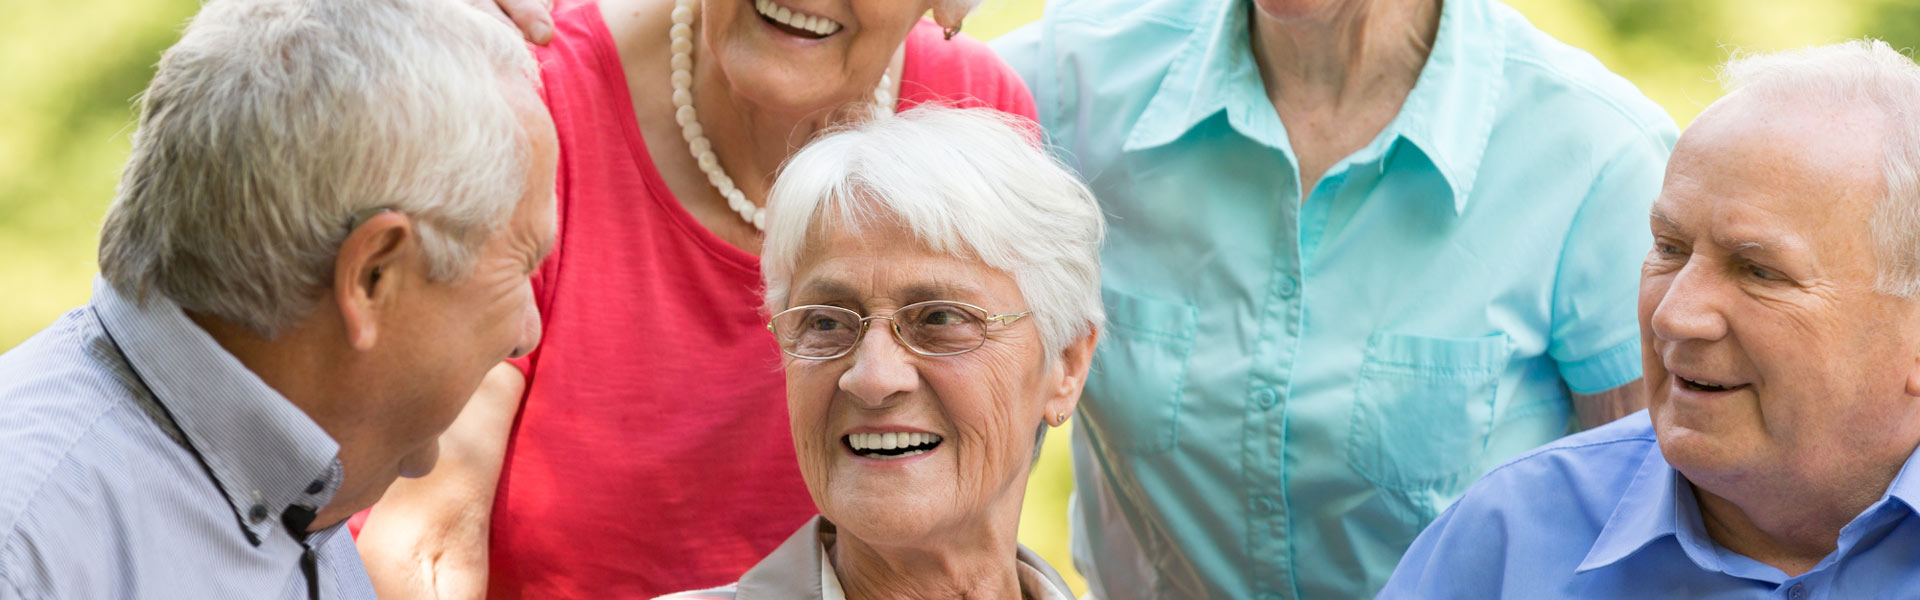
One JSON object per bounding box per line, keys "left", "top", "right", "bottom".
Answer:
{"left": 697, "top": 151, "right": 718, "bottom": 170}
{"left": 689, "top": 136, "right": 711, "bottom": 157}
{"left": 669, "top": 23, "right": 692, "bottom": 40}
{"left": 671, "top": 37, "right": 692, "bottom": 54}
{"left": 681, "top": 121, "right": 703, "bottom": 142}
{"left": 675, "top": 105, "right": 697, "bottom": 126}
{"left": 671, "top": 69, "right": 692, "bottom": 89}
{"left": 671, "top": 6, "right": 693, "bottom": 25}
{"left": 670, "top": 53, "right": 691, "bottom": 71}
{"left": 752, "top": 209, "right": 766, "bottom": 231}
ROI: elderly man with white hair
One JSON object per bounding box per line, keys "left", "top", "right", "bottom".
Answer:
{"left": 0, "top": 0, "right": 553, "bottom": 597}
{"left": 1380, "top": 39, "right": 1920, "bottom": 598}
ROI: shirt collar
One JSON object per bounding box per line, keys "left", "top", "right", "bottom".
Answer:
{"left": 743, "top": 516, "right": 1073, "bottom": 600}
{"left": 1120, "top": 0, "right": 1506, "bottom": 213}
{"left": 1579, "top": 436, "right": 1920, "bottom": 576}
{"left": 1577, "top": 443, "right": 1722, "bottom": 574}
{"left": 91, "top": 277, "right": 343, "bottom": 545}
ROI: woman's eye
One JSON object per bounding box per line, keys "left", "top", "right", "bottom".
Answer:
{"left": 921, "top": 309, "right": 965, "bottom": 326}
{"left": 1655, "top": 242, "right": 1684, "bottom": 257}
{"left": 811, "top": 317, "right": 843, "bottom": 331}
{"left": 1748, "top": 264, "right": 1783, "bottom": 281}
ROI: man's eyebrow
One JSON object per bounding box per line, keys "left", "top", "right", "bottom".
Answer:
{"left": 1649, "top": 206, "right": 1684, "bottom": 234}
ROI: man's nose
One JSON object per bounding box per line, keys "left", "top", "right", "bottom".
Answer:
{"left": 1650, "top": 262, "right": 1730, "bottom": 343}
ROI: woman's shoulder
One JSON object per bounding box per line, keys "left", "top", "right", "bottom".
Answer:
{"left": 899, "top": 19, "right": 1037, "bottom": 121}
{"left": 652, "top": 583, "right": 740, "bottom": 600}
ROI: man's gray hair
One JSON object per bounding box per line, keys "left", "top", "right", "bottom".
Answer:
{"left": 761, "top": 107, "right": 1105, "bottom": 361}
{"left": 1720, "top": 39, "right": 1920, "bottom": 297}
{"left": 99, "top": 0, "right": 537, "bottom": 338}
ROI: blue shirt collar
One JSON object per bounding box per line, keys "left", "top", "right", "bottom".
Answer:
{"left": 91, "top": 277, "right": 343, "bottom": 544}
{"left": 1120, "top": 0, "right": 1505, "bottom": 214}
{"left": 1579, "top": 433, "right": 1920, "bottom": 577}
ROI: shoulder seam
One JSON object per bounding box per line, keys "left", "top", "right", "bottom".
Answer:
{"left": 1503, "top": 54, "right": 1674, "bottom": 151}
{"left": 1481, "top": 435, "right": 1658, "bottom": 480}
{"left": 3, "top": 401, "right": 150, "bottom": 551}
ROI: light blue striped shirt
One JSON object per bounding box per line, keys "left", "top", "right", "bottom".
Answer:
{"left": 0, "top": 278, "right": 375, "bottom": 599}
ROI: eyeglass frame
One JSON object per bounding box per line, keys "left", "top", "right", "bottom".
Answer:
{"left": 765, "top": 300, "right": 1031, "bottom": 360}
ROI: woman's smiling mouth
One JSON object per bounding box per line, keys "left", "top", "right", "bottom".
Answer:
{"left": 845, "top": 432, "right": 943, "bottom": 459}
{"left": 754, "top": 0, "right": 842, "bottom": 38}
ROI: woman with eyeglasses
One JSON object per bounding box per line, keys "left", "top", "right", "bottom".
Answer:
{"left": 355, "top": 0, "right": 1036, "bottom": 596}
{"left": 658, "top": 107, "right": 1099, "bottom": 600}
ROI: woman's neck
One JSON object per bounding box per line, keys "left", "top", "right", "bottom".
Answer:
{"left": 828, "top": 488, "right": 1030, "bottom": 600}
{"left": 830, "top": 527, "right": 1023, "bottom": 600}
{"left": 1249, "top": 0, "right": 1440, "bottom": 196}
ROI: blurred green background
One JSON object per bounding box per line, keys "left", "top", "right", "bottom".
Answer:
{"left": 4, "top": 0, "right": 1919, "bottom": 596}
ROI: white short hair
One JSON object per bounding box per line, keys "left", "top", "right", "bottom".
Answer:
{"left": 761, "top": 107, "right": 1105, "bottom": 359}
{"left": 1721, "top": 39, "right": 1920, "bottom": 297}
{"left": 99, "top": 0, "right": 537, "bottom": 337}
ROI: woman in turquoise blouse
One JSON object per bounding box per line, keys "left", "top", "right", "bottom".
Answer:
{"left": 992, "top": 0, "right": 1676, "bottom": 597}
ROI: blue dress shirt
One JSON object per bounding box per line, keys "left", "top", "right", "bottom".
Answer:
{"left": 0, "top": 278, "right": 375, "bottom": 599}
{"left": 994, "top": 0, "right": 1677, "bottom": 597}
{"left": 1383, "top": 410, "right": 1920, "bottom": 599}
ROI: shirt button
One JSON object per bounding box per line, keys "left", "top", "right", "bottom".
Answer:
{"left": 247, "top": 504, "right": 269, "bottom": 524}
{"left": 1254, "top": 495, "right": 1277, "bottom": 513}
{"left": 1787, "top": 583, "right": 1805, "bottom": 600}
{"left": 1278, "top": 274, "right": 1299, "bottom": 299}
{"left": 1253, "top": 387, "right": 1280, "bottom": 410}
{"left": 304, "top": 480, "right": 326, "bottom": 495}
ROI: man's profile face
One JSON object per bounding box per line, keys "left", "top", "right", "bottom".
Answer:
{"left": 379, "top": 83, "right": 558, "bottom": 483}
{"left": 1639, "top": 92, "right": 1920, "bottom": 491}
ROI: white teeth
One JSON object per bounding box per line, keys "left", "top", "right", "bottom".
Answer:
{"left": 847, "top": 432, "right": 943, "bottom": 452}
{"left": 753, "top": 0, "right": 842, "bottom": 36}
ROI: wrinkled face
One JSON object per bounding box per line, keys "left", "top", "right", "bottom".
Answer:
{"left": 383, "top": 89, "right": 557, "bottom": 479}
{"left": 784, "top": 222, "right": 1059, "bottom": 544}
{"left": 704, "top": 0, "right": 939, "bottom": 115}
{"left": 1640, "top": 94, "right": 1920, "bottom": 490}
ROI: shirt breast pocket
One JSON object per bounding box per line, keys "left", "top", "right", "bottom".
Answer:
{"left": 1081, "top": 287, "right": 1197, "bottom": 456}
{"left": 1347, "top": 331, "right": 1510, "bottom": 491}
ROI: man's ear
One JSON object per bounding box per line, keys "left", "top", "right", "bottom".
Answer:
{"left": 333, "top": 211, "right": 414, "bottom": 352}
{"left": 1043, "top": 325, "right": 1100, "bottom": 423}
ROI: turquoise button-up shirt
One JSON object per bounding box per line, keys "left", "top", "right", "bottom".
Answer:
{"left": 994, "top": 0, "right": 1677, "bottom": 597}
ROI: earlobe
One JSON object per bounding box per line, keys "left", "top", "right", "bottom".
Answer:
{"left": 1044, "top": 326, "right": 1100, "bottom": 422}
{"left": 930, "top": 4, "right": 968, "bottom": 36}
{"left": 333, "top": 212, "right": 413, "bottom": 352}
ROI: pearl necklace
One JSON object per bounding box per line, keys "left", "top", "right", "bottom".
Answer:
{"left": 669, "top": 0, "right": 895, "bottom": 231}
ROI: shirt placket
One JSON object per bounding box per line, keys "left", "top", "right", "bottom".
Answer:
{"left": 1245, "top": 152, "right": 1312, "bottom": 600}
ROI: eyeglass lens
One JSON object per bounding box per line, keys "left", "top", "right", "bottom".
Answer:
{"left": 773, "top": 302, "right": 988, "bottom": 358}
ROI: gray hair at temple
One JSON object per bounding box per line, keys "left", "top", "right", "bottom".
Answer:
{"left": 1719, "top": 39, "right": 1920, "bottom": 298}
{"left": 760, "top": 107, "right": 1105, "bottom": 361}
{"left": 98, "top": 0, "right": 537, "bottom": 338}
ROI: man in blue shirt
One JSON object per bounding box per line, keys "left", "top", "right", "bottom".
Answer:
{"left": 0, "top": 0, "right": 554, "bottom": 597}
{"left": 1383, "top": 39, "right": 1920, "bottom": 598}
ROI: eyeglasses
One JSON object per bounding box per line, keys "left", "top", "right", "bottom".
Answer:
{"left": 767, "top": 300, "right": 1031, "bottom": 360}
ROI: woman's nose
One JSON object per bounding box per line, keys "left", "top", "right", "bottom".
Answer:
{"left": 838, "top": 321, "right": 919, "bottom": 406}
